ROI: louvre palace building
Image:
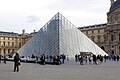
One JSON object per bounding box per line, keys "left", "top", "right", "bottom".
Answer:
{"left": 0, "top": 0, "right": 120, "bottom": 56}
{"left": 0, "top": 30, "right": 36, "bottom": 56}
{"left": 79, "top": 0, "right": 120, "bottom": 55}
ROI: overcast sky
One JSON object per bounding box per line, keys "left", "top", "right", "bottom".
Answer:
{"left": 0, "top": 0, "right": 110, "bottom": 33}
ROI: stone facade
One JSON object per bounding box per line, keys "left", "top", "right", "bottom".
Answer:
{"left": 0, "top": 30, "right": 33, "bottom": 56}
{"left": 79, "top": 24, "right": 107, "bottom": 52}
{"left": 79, "top": 0, "right": 120, "bottom": 55}
{"left": 106, "top": 2, "right": 120, "bottom": 55}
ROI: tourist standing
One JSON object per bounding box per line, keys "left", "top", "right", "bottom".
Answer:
{"left": 0, "top": 54, "right": 2, "bottom": 63}
{"left": 85, "top": 55, "right": 87, "bottom": 65}
{"left": 50, "top": 55, "right": 53, "bottom": 62}
{"left": 80, "top": 55, "right": 84, "bottom": 65}
{"left": 104, "top": 55, "right": 107, "bottom": 62}
{"left": 53, "top": 55, "right": 56, "bottom": 65}
{"left": 40, "top": 54, "right": 45, "bottom": 65}
{"left": 62, "top": 54, "right": 65, "bottom": 64}
{"left": 14, "top": 53, "right": 20, "bottom": 72}
{"left": 117, "top": 55, "right": 119, "bottom": 61}
{"left": 75, "top": 54, "right": 78, "bottom": 62}
{"left": 93, "top": 55, "right": 97, "bottom": 65}
{"left": 88, "top": 55, "right": 92, "bottom": 65}
{"left": 67, "top": 55, "right": 69, "bottom": 61}
{"left": 43, "top": 54, "right": 45, "bottom": 65}
{"left": 57, "top": 55, "right": 61, "bottom": 65}
{"left": 3, "top": 53, "right": 6, "bottom": 64}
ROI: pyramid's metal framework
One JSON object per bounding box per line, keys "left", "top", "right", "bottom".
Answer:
{"left": 18, "top": 13, "right": 107, "bottom": 57}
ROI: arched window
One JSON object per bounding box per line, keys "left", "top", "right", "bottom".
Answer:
{"left": 12, "top": 42, "right": 14, "bottom": 46}
{"left": 0, "top": 48, "right": 1, "bottom": 53}
{"left": 8, "top": 42, "right": 10, "bottom": 46}
{"left": 12, "top": 49, "right": 14, "bottom": 52}
{"left": 111, "top": 50, "right": 114, "bottom": 55}
{"left": 103, "top": 35, "right": 107, "bottom": 42}
{"left": 0, "top": 41, "right": 1, "bottom": 46}
{"left": 91, "top": 36, "right": 95, "bottom": 42}
{"left": 8, "top": 49, "right": 10, "bottom": 53}
{"left": 19, "top": 42, "right": 22, "bottom": 47}
{"left": 111, "top": 35, "right": 114, "bottom": 41}
{"left": 4, "top": 49, "right": 6, "bottom": 54}
{"left": 119, "top": 46, "right": 120, "bottom": 55}
{"left": 97, "top": 35, "right": 101, "bottom": 43}
{"left": 119, "top": 33, "right": 120, "bottom": 41}
{"left": 3, "top": 41, "right": 6, "bottom": 46}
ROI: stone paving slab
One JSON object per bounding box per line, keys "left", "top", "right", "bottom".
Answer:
{"left": 0, "top": 60, "right": 120, "bottom": 80}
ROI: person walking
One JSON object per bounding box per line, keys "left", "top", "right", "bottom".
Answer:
{"left": 62, "top": 54, "right": 65, "bottom": 64}
{"left": 88, "top": 55, "right": 92, "bottom": 65}
{"left": 3, "top": 53, "right": 6, "bottom": 64}
{"left": 117, "top": 55, "right": 119, "bottom": 61}
{"left": 14, "top": 53, "right": 20, "bottom": 72}
{"left": 93, "top": 54, "right": 97, "bottom": 65}
{"left": 40, "top": 54, "right": 45, "bottom": 65}
{"left": 75, "top": 54, "right": 78, "bottom": 62}
{"left": 0, "top": 54, "right": 2, "bottom": 63}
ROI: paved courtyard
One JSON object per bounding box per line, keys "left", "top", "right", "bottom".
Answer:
{"left": 0, "top": 60, "right": 120, "bottom": 80}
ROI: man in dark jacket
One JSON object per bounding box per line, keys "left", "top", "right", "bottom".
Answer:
{"left": 14, "top": 53, "right": 20, "bottom": 72}
{"left": 0, "top": 54, "right": 2, "bottom": 63}
{"left": 3, "top": 53, "right": 6, "bottom": 64}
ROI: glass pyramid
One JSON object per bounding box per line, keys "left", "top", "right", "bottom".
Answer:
{"left": 18, "top": 12, "right": 107, "bottom": 58}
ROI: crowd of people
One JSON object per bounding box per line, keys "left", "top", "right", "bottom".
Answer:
{"left": 75, "top": 53, "right": 120, "bottom": 65}
{"left": 0, "top": 52, "right": 120, "bottom": 72}
{"left": 25, "top": 54, "right": 66, "bottom": 65}
{"left": 39, "top": 54, "right": 66, "bottom": 65}
{"left": 12, "top": 53, "right": 119, "bottom": 73}
{"left": 20, "top": 53, "right": 120, "bottom": 66}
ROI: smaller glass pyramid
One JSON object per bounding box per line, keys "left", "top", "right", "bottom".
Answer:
{"left": 18, "top": 12, "right": 107, "bottom": 58}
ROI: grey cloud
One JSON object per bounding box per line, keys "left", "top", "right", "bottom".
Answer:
{"left": 27, "top": 15, "right": 40, "bottom": 23}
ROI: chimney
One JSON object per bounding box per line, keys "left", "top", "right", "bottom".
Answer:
{"left": 33, "top": 30, "right": 36, "bottom": 33}
{"left": 110, "top": 0, "right": 114, "bottom": 5}
{"left": 22, "top": 29, "right": 25, "bottom": 34}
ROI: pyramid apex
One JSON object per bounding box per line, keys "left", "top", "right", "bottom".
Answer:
{"left": 57, "top": 12, "right": 60, "bottom": 15}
